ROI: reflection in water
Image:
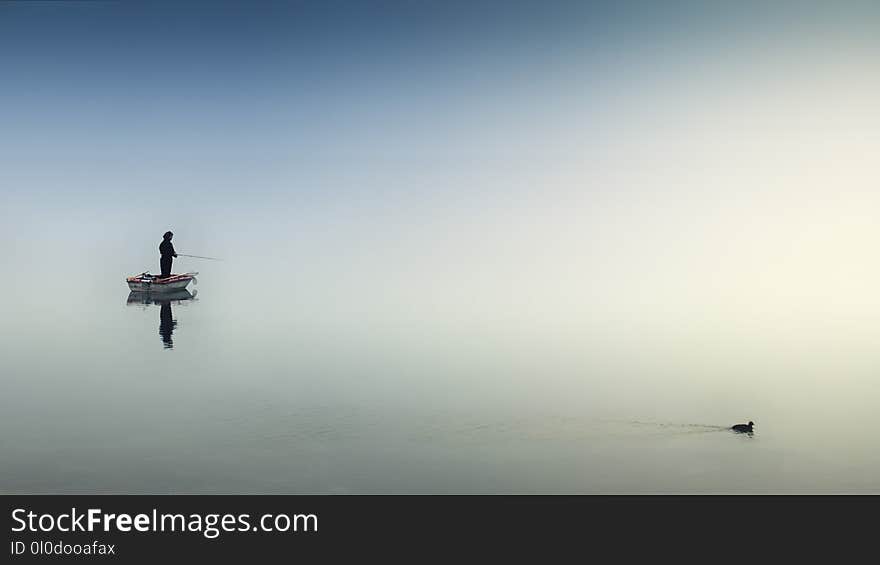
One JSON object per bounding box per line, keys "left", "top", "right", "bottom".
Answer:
{"left": 126, "top": 290, "right": 197, "bottom": 349}
{"left": 159, "top": 303, "right": 177, "bottom": 349}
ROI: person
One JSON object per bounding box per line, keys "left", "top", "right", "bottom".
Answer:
{"left": 159, "top": 231, "right": 177, "bottom": 278}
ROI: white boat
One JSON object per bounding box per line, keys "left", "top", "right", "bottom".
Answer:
{"left": 126, "top": 272, "right": 198, "bottom": 292}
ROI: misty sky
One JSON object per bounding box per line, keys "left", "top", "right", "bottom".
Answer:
{"left": 1, "top": 0, "right": 878, "bottom": 351}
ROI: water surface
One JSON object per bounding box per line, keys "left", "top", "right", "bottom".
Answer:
{"left": 1, "top": 259, "right": 877, "bottom": 494}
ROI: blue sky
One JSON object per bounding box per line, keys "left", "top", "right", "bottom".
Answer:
{"left": 1, "top": 1, "right": 878, "bottom": 334}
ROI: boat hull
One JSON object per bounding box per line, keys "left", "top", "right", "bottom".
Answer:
{"left": 126, "top": 273, "right": 196, "bottom": 292}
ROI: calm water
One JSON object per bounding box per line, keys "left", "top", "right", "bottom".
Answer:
{"left": 1, "top": 258, "right": 878, "bottom": 494}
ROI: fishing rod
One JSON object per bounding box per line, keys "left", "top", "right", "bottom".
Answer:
{"left": 177, "top": 254, "right": 223, "bottom": 261}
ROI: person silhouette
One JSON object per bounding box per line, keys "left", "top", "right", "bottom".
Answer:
{"left": 159, "top": 231, "right": 177, "bottom": 279}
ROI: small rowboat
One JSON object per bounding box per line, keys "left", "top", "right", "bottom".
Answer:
{"left": 126, "top": 272, "right": 198, "bottom": 292}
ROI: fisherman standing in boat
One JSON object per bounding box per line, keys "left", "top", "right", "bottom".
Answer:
{"left": 159, "top": 231, "right": 177, "bottom": 279}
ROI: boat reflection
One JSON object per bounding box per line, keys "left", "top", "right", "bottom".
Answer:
{"left": 126, "top": 289, "right": 197, "bottom": 349}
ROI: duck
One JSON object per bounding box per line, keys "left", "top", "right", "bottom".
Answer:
{"left": 731, "top": 421, "right": 754, "bottom": 433}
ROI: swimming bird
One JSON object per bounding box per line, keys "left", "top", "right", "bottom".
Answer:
{"left": 732, "top": 421, "right": 754, "bottom": 433}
